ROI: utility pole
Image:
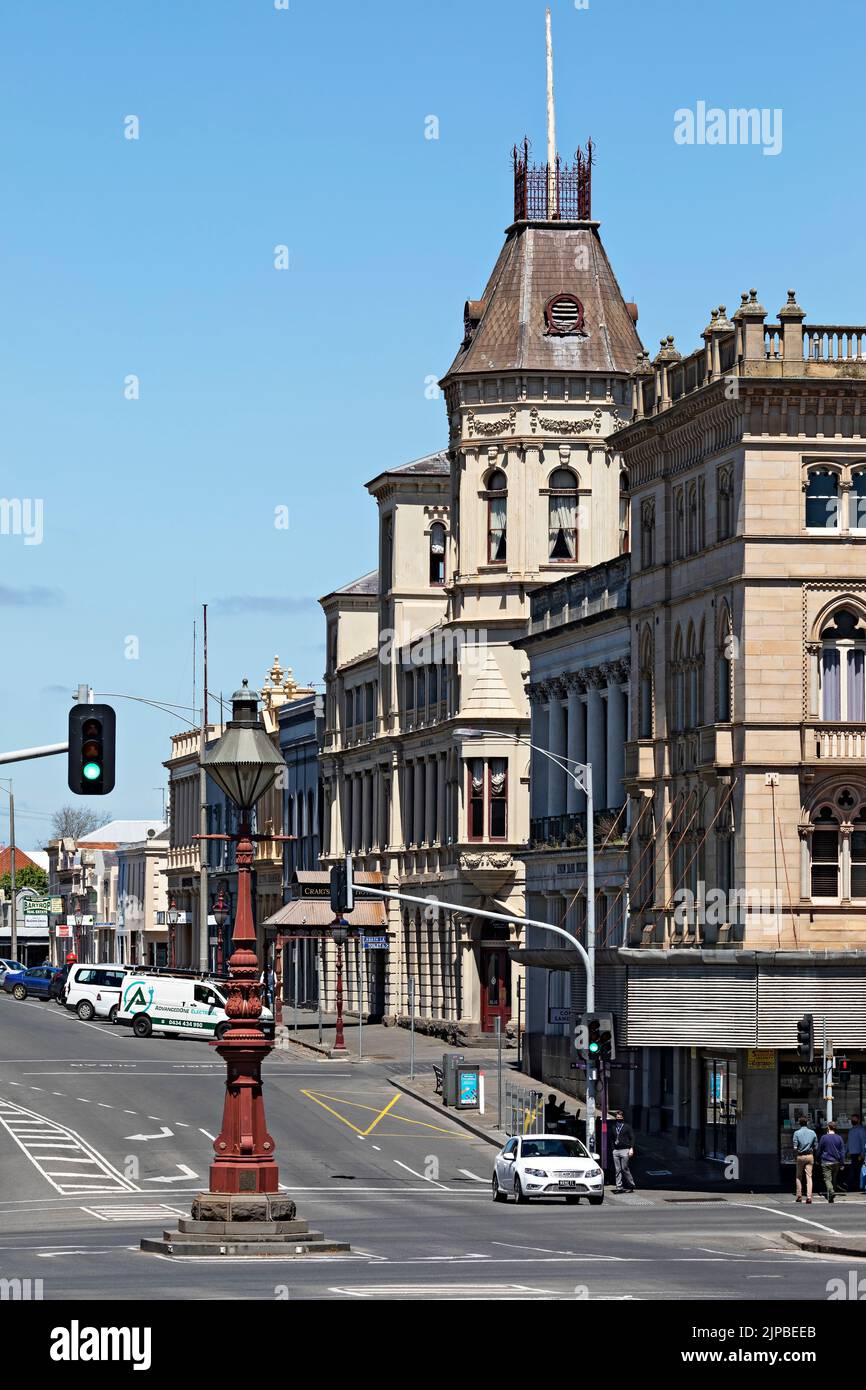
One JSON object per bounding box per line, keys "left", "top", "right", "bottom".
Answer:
{"left": 199, "top": 604, "right": 209, "bottom": 973}
{"left": 8, "top": 782, "right": 16, "bottom": 963}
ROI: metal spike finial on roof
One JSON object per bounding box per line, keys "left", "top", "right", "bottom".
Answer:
{"left": 546, "top": 7, "right": 557, "bottom": 217}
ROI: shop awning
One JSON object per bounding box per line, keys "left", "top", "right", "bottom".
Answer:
{"left": 509, "top": 948, "right": 577, "bottom": 971}
{"left": 264, "top": 898, "right": 387, "bottom": 930}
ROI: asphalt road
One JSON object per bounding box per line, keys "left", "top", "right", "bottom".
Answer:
{"left": 2, "top": 992, "right": 866, "bottom": 1301}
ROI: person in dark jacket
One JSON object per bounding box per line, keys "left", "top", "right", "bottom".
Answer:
{"left": 611, "top": 1110, "right": 636, "bottom": 1192}
{"left": 817, "top": 1122, "right": 846, "bottom": 1202}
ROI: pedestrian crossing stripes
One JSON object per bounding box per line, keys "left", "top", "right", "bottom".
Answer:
{"left": 81, "top": 1204, "right": 187, "bottom": 1223}
{"left": 0, "top": 1096, "right": 140, "bottom": 1196}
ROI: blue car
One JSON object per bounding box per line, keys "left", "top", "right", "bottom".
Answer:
{"left": 2, "top": 964, "right": 62, "bottom": 1001}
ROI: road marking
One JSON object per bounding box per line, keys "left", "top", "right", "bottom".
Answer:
{"left": 0, "top": 1097, "right": 140, "bottom": 1196}
{"left": 144, "top": 1164, "right": 199, "bottom": 1185}
{"left": 362, "top": 1093, "right": 401, "bottom": 1137}
{"left": 459, "top": 1169, "right": 486, "bottom": 1182}
{"left": 730, "top": 1201, "right": 840, "bottom": 1235}
{"left": 492, "top": 1240, "right": 579, "bottom": 1256}
{"left": 393, "top": 1159, "right": 447, "bottom": 1190}
{"left": 199, "top": 1128, "right": 217, "bottom": 1141}
{"left": 300, "top": 1089, "right": 456, "bottom": 1137}
{"left": 125, "top": 1126, "right": 173, "bottom": 1142}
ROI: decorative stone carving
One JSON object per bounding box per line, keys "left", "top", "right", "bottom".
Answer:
{"left": 530, "top": 407, "right": 603, "bottom": 436}
{"left": 459, "top": 851, "right": 514, "bottom": 871}
{"left": 467, "top": 407, "right": 517, "bottom": 438}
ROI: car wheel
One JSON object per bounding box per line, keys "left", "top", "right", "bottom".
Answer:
{"left": 588, "top": 1194, "right": 605, "bottom": 1206}
{"left": 132, "top": 1013, "right": 152, "bottom": 1038}
{"left": 492, "top": 1174, "right": 508, "bottom": 1203}
{"left": 214, "top": 1022, "right": 229, "bottom": 1041}
{"left": 108, "top": 1004, "right": 119, "bottom": 1024}
{"left": 76, "top": 1000, "right": 95, "bottom": 1021}
{"left": 514, "top": 1177, "right": 529, "bottom": 1204}
{"left": 565, "top": 1195, "right": 582, "bottom": 1204}
{"left": 12, "top": 984, "right": 26, "bottom": 1000}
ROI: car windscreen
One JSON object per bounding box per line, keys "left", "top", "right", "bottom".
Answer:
{"left": 520, "top": 1139, "right": 589, "bottom": 1159}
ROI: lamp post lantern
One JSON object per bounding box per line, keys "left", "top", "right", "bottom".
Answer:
{"left": 212, "top": 883, "right": 230, "bottom": 976}
{"left": 167, "top": 896, "right": 179, "bottom": 968}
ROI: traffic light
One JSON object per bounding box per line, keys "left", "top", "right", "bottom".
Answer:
{"left": 597, "top": 1012, "right": 616, "bottom": 1062}
{"left": 796, "top": 1013, "right": 814, "bottom": 1063}
{"left": 68, "top": 703, "right": 116, "bottom": 795}
{"left": 329, "top": 857, "right": 354, "bottom": 916}
{"left": 575, "top": 1011, "right": 616, "bottom": 1061}
{"left": 587, "top": 1015, "right": 602, "bottom": 1057}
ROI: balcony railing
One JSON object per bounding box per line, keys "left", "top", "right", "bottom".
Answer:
{"left": 529, "top": 808, "right": 626, "bottom": 852}
{"left": 803, "top": 723, "right": 866, "bottom": 761}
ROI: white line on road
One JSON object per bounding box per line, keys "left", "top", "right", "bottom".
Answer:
{"left": 199, "top": 1128, "right": 217, "bottom": 1141}
{"left": 459, "top": 1169, "right": 486, "bottom": 1182}
{"left": 0, "top": 1097, "right": 140, "bottom": 1196}
{"left": 730, "top": 1201, "right": 840, "bottom": 1235}
{"left": 393, "top": 1159, "right": 448, "bottom": 1189}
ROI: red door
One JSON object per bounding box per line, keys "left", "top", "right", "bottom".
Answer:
{"left": 480, "top": 946, "right": 511, "bottom": 1033}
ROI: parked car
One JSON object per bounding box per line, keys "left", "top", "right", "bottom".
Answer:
{"left": 492, "top": 1134, "right": 605, "bottom": 1205}
{"left": 63, "top": 963, "right": 133, "bottom": 1021}
{"left": 0, "top": 958, "right": 25, "bottom": 985}
{"left": 115, "top": 972, "right": 274, "bottom": 1041}
{"left": 2, "top": 964, "right": 63, "bottom": 1001}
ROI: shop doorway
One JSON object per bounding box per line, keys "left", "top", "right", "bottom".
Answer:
{"left": 480, "top": 932, "right": 511, "bottom": 1033}
{"left": 702, "top": 1055, "right": 739, "bottom": 1160}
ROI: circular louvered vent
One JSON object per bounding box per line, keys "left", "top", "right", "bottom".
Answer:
{"left": 545, "top": 293, "right": 584, "bottom": 336}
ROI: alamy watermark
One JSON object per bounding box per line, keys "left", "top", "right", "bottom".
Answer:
{"left": 672, "top": 881, "right": 782, "bottom": 931}
{"left": 0, "top": 497, "right": 43, "bottom": 545}
{"left": 674, "top": 102, "right": 782, "bottom": 157}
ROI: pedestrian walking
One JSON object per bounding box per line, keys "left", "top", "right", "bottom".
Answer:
{"left": 611, "top": 1109, "right": 636, "bottom": 1192}
{"left": 817, "top": 1121, "right": 846, "bottom": 1202}
{"left": 846, "top": 1114, "right": 866, "bottom": 1191}
{"left": 792, "top": 1113, "right": 817, "bottom": 1203}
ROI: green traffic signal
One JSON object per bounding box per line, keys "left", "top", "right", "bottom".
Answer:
{"left": 83, "top": 762, "right": 101, "bottom": 781}
{"left": 587, "top": 1040, "right": 600, "bottom": 1053}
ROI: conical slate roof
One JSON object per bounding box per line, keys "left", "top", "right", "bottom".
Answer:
{"left": 444, "top": 223, "right": 642, "bottom": 379}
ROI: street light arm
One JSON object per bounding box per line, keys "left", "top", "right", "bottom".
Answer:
{"left": 452, "top": 727, "right": 588, "bottom": 790}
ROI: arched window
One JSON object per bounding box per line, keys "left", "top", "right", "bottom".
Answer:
{"left": 672, "top": 630, "right": 685, "bottom": 732}
{"left": 851, "top": 470, "right": 866, "bottom": 532}
{"left": 819, "top": 608, "right": 866, "bottom": 721}
{"left": 687, "top": 625, "right": 699, "bottom": 728}
{"left": 687, "top": 482, "right": 698, "bottom": 555}
{"left": 805, "top": 468, "right": 840, "bottom": 530}
{"left": 640, "top": 498, "right": 655, "bottom": 568}
{"left": 717, "top": 607, "right": 733, "bottom": 722}
{"left": 487, "top": 470, "right": 507, "bottom": 563}
{"left": 547, "top": 468, "right": 579, "bottom": 561}
{"left": 638, "top": 629, "right": 653, "bottom": 739}
{"left": 619, "top": 469, "right": 630, "bottom": 555}
{"left": 429, "top": 522, "right": 446, "bottom": 585}
{"left": 674, "top": 488, "right": 686, "bottom": 559}
{"left": 811, "top": 806, "right": 840, "bottom": 897}
{"left": 717, "top": 465, "right": 733, "bottom": 541}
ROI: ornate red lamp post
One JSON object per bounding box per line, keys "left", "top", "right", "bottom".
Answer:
{"left": 197, "top": 679, "right": 285, "bottom": 1202}
{"left": 141, "top": 680, "right": 349, "bottom": 1256}
{"left": 331, "top": 919, "right": 349, "bottom": 1055}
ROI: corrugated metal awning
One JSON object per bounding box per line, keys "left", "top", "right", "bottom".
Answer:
{"left": 626, "top": 967, "right": 757, "bottom": 1047}
{"left": 758, "top": 970, "right": 866, "bottom": 1048}
{"left": 264, "top": 898, "right": 386, "bottom": 929}
{"left": 509, "top": 948, "right": 575, "bottom": 970}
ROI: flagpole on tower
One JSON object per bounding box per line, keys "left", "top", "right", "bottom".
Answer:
{"left": 545, "top": 7, "right": 558, "bottom": 217}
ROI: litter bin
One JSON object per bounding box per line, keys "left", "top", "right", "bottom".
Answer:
{"left": 442, "top": 1052, "right": 465, "bottom": 1107}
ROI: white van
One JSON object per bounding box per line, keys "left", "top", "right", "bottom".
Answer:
{"left": 115, "top": 973, "right": 275, "bottom": 1041}
{"left": 64, "top": 963, "right": 133, "bottom": 1021}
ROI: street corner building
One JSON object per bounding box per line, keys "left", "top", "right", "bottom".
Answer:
{"left": 315, "top": 136, "right": 638, "bottom": 1041}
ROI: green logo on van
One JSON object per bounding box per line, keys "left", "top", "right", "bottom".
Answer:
{"left": 123, "top": 982, "right": 153, "bottom": 1011}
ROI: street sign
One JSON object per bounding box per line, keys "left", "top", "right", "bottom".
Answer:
{"left": 50, "top": 895, "right": 63, "bottom": 914}
{"left": 548, "top": 1006, "right": 570, "bottom": 1024}
{"left": 23, "top": 896, "right": 51, "bottom": 914}
{"left": 363, "top": 937, "right": 389, "bottom": 949}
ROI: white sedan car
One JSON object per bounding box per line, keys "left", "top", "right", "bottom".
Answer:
{"left": 492, "top": 1134, "right": 605, "bottom": 1205}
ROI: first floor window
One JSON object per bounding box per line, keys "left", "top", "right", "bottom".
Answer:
{"left": 489, "top": 759, "right": 507, "bottom": 838}
{"left": 468, "top": 760, "right": 485, "bottom": 838}
{"left": 805, "top": 468, "right": 839, "bottom": 529}
{"left": 487, "top": 471, "right": 508, "bottom": 563}
{"left": 853, "top": 811, "right": 866, "bottom": 898}
{"left": 548, "top": 468, "right": 579, "bottom": 561}
{"left": 811, "top": 808, "right": 840, "bottom": 897}
{"left": 429, "top": 522, "right": 446, "bottom": 585}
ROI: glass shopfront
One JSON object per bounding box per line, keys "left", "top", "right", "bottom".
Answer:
{"left": 779, "top": 1054, "right": 866, "bottom": 1168}
{"left": 702, "top": 1054, "right": 739, "bottom": 1160}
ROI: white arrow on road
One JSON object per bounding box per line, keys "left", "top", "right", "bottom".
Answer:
{"left": 144, "top": 1164, "right": 198, "bottom": 1184}
{"left": 124, "top": 1127, "right": 174, "bottom": 1142}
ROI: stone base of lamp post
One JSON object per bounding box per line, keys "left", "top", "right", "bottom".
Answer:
{"left": 141, "top": 1204, "right": 350, "bottom": 1258}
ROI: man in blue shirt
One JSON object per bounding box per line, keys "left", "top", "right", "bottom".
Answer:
{"left": 792, "top": 1114, "right": 818, "bottom": 1203}
{"left": 846, "top": 1114, "right": 866, "bottom": 1192}
{"left": 817, "top": 1122, "right": 846, "bottom": 1202}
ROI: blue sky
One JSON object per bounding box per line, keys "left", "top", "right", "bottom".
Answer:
{"left": 0, "top": 0, "right": 862, "bottom": 844}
